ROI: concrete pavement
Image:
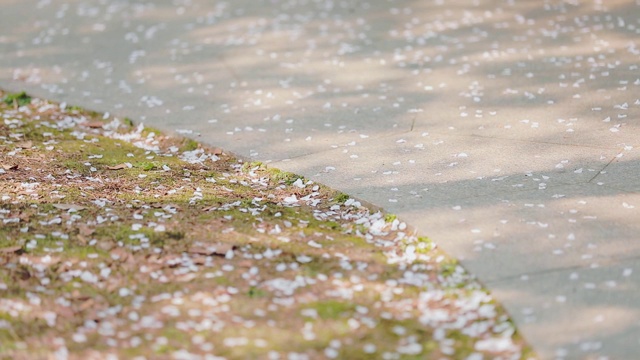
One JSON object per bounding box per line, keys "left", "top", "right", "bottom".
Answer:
{"left": 1, "top": 0, "right": 639, "bottom": 358}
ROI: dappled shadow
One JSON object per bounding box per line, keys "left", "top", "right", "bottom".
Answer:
{"left": 1, "top": 0, "right": 640, "bottom": 357}
{"left": 275, "top": 141, "right": 640, "bottom": 358}
{"left": 1, "top": 0, "right": 638, "bottom": 159}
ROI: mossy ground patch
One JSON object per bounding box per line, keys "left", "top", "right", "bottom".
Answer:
{"left": 0, "top": 91, "right": 535, "bottom": 359}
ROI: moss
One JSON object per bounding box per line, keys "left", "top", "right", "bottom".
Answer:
{"left": 416, "top": 236, "right": 435, "bottom": 254}
{"left": 165, "top": 230, "right": 185, "bottom": 241}
{"left": 322, "top": 220, "right": 342, "bottom": 231}
{"left": 62, "top": 159, "right": 90, "bottom": 175}
{"left": 94, "top": 225, "right": 148, "bottom": 244}
{"left": 299, "top": 257, "right": 342, "bottom": 278}
{"left": 0, "top": 313, "right": 49, "bottom": 342}
{"left": 241, "top": 161, "right": 264, "bottom": 172}
{"left": 310, "top": 300, "right": 356, "bottom": 320}
{"left": 134, "top": 281, "right": 186, "bottom": 299}
{"left": 212, "top": 322, "right": 323, "bottom": 357}
{"left": 520, "top": 343, "right": 539, "bottom": 359}
{"left": 140, "top": 125, "right": 163, "bottom": 138}
{"left": 423, "top": 339, "right": 439, "bottom": 354}
{"left": 439, "top": 259, "right": 459, "bottom": 277}
{"left": 446, "top": 329, "right": 475, "bottom": 358}
{"left": 0, "top": 337, "right": 20, "bottom": 358}
{"left": 67, "top": 105, "right": 85, "bottom": 112}
{"left": 0, "top": 90, "right": 530, "bottom": 358}
{"left": 55, "top": 136, "right": 144, "bottom": 170}
{"left": 384, "top": 213, "right": 397, "bottom": 223}
{"left": 266, "top": 168, "right": 299, "bottom": 185}
{"left": 247, "top": 286, "right": 267, "bottom": 298}
{"left": 3, "top": 92, "right": 31, "bottom": 106}
{"left": 180, "top": 138, "right": 199, "bottom": 152}
{"left": 214, "top": 276, "right": 233, "bottom": 286}
{"left": 332, "top": 192, "right": 350, "bottom": 204}
{"left": 7, "top": 122, "right": 62, "bottom": 144}
{"left": 138, "top": 161, "right": 157, "bottom": 171}
{"left": 0, "top": 231, "right": 22, "bottom": 250}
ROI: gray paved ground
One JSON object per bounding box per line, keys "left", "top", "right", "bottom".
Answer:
{"left": 1, "top": 0, "right": 639, "bottom": 358}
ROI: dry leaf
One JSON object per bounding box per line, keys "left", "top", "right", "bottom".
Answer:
{"left": 188, "top": 246, "right": 212, "bottom": 256}
{"left": 192, "top": 256, "right": 207, "bottom": 265}
{"left": 79, "top": 299, "right": 95, "bottom": 312}
{"left": 56, "top": 306, "right": 75, "bottom": 319}
{"left": 107, "top": 163, "right": 127, "bottom": 170}
{"left": 1, "top": 163, "right": 18, "bottom": 170}
{"left": 97, "top": 242, "right": 114, "bottom": 251}
{"left": 212, "top": 147, "right": 223, "bottom": 155}
{"left": 76, "top": 234, "right": 88, "bottom": 246}
{"left": 71, "top": 290, "right": 91, "bottom": 301}
{"left": 176, "top": 273, "right": 198, "bottom": 282}
{"left": 84, "top": 121, "right": 104, "bottom": 128}
{"left": 0, "top": 246, "right": 23, "bottom": 254}
{"left": 18, "top": 212, "right": 31, "bottom": 222}
{"left": 53, "top": 204, "right": 86, "bottom": 211}
{"left": 106, "top": 281, "right": 119, "bottom": 293}
{"left": 78, "top": 224, "right": 95, "bottom": 237}
{"left": 15, "top": 141, "right": 33, "bottom": 149}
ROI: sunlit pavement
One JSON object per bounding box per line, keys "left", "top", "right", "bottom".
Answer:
{"left": 1, "top": 1, "right": 639, "bottom": 358}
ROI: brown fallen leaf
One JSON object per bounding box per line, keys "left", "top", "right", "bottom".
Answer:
{"left": 77, "top": 224, "right": 95, "bottom": 237}
{"left": 76, "top": 234, "right": 88, "bottom": 246}
{"left": 0, "top": 246, "right": 23, "bottom": 254}
{"left": 212, "top": 147, "right": 223, "bottom": 155}
{"left": 84, "top": 121, "right": 104, "bottom": 128}
{"left": 105, "top": 281, "right": 119, "bottom": 293}
{"left": 192, "top": 256, "right": 207, "bottom": 265}
{"left": 15, "top": 141, "right": 33, "bottom": 149}
{"left": 1, "top": 163, "right": 18, "bottom": 170}
{"left": 18, "top": 212, "right": 31, "bottom": 222}
{"left": 15, "top": 267, "right": 31, "bottom": 280}
{"left": 97, "top": 241, "right": 114, "bottom": 251}
{"left": 176, "top": 273, "right": 198, "bottom": 282}
{"left": 53, "top": 204, "right": 86, "bottom": 211}
{"left": 56, "top": 306, "right": 75, "bottom": 319}
{"left": 107, "top": 163, "right": 128, "bottom": 170}
{"left": 78, "top": 299, "right": 95, "bottom": 312}
{"left": 71, "top": 290, "right": 91, "bottom": 301}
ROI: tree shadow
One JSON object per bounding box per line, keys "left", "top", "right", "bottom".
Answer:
{"left": 1, "top": 0, "right": 640, "bottom": 357}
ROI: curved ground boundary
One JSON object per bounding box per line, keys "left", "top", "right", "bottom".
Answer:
{"left": 1, "top": 0, "right": 639, "bottom": 358}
